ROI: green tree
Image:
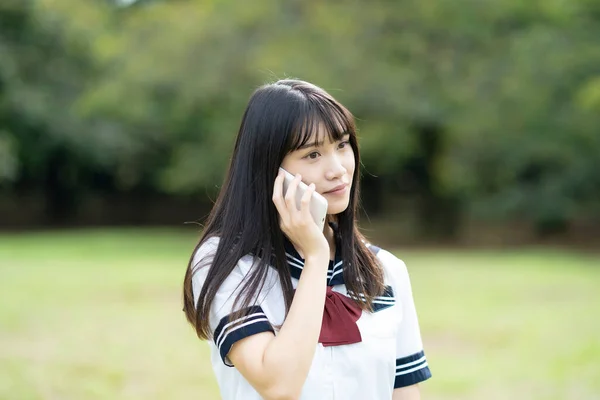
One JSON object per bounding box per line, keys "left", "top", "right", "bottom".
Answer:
{"left": 2, "top": 0, "right": 599, "bottom": 235}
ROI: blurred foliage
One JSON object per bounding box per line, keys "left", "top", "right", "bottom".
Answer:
{"left": 1, "top": 0, "right": 599, "bottom": 234}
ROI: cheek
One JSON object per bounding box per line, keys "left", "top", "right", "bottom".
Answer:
{"left": 280, "top": 158, "right": 304, "bottom": 176}
{"left": 344, "top": 150, "right": 356, "bottom": 175}
{"left": 279, "top": 155, "right": 295, "bottom": 172}
{"left": 280, "top": 160, "right": 319, "bottom": 185}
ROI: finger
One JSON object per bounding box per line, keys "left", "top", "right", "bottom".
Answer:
{"left": 299, "top": 183, "right": 315, "bottom": 217}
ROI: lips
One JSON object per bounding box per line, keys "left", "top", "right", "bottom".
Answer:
{"left": 324, "top": 183, "right": 348, "bottom": 194}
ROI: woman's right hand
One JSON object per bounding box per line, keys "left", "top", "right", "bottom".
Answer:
{"left": 272, "top": 170, "right": 329, "bottom": 260}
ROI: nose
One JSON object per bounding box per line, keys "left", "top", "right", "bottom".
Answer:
{"left": 325, "top": 155, "right": 347, "bottom": 180}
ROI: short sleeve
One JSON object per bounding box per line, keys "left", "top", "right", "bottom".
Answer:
{"left": 191, "top": 238, "right": 275, "bottom": 367}
{"left": 379, "top": 250, "right": 432, "bottom": 388}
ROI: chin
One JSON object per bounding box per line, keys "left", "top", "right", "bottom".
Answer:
{"left": 327, "top": 200, "right": 350, "bottom": 215}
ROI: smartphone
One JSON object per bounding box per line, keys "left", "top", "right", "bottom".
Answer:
{"left": 279, "top": 168, "right": 328, "bottom": 231}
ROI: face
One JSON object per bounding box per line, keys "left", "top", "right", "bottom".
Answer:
{"left": 280, "top": 126, "right": 355, "bottom": 215}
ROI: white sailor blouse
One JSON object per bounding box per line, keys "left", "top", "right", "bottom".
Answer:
{"left": 191, "top": 236, "right": 432, "bottom": 400}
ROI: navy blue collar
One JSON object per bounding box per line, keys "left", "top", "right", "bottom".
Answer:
{"left": 281, "top": 234, "right": 396, "bottom": 311}
{"left": 283, "top": 225, "right": 345, "bottom": 286}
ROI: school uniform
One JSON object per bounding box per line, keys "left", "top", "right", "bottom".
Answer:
{"left": 191, "top": 235, "right": 431, "bottom": 400}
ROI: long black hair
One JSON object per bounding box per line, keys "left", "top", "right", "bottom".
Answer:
{"left": 183, "top": 79, "right": 385, "bottom": 340}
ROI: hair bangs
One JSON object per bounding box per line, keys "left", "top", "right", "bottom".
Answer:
{"left": 287, "top": 95, "right": 355, "bottom": 153}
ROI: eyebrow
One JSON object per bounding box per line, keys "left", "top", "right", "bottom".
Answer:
{"left": 297, "top": 141, "right": 323, "bottom": 150}
{"left": 296, "top": 133, "right": 350, "bottom": 151}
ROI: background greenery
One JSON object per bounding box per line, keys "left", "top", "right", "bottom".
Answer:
{"left": 1, "top": 0, "right": 599, "bottom": 240}
{"left": 1, "top": 230, "right": 599, "bottom": 400}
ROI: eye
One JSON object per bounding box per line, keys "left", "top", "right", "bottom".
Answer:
{"left": 338, "top": 140, "right": 350, "bottom": 149}
{"left": 305, "top": 151, "right": 320, "bottom": 160}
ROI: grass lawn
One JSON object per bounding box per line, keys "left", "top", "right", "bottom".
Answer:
{"left": 0, "top": 229, "right": 599, "bottom": 400}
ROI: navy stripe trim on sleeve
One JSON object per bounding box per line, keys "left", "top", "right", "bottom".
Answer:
{"left": 213, "top": 305, "right": 274, "bottom": 367}
{"left": 394, "top": 350, "right": 432, "bottom": 388}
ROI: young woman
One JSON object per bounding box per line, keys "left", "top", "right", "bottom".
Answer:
{"left": 182, "top": 79, "right": 431, "bottom": 400}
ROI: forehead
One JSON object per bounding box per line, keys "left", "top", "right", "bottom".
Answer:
{"left": 310, "top": 123, "right": 348, "bottom": 144}
{"left": 289, "top": 117, "right": 351, "bottom": 152}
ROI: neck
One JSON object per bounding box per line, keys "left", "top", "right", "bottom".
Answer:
{"left": 324, "top": 217, "right": 337, "bottom": 260}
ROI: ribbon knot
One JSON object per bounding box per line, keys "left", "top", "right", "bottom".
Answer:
{"left": 319, "top": 286, "right": 362, "bottom": 346}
